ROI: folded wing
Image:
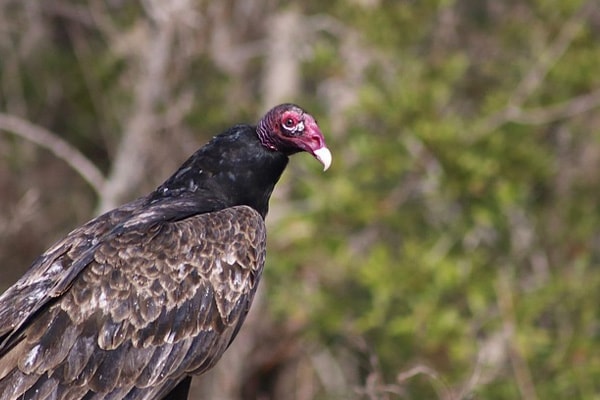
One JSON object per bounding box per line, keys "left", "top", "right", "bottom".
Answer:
{"left": 0, "top": 204, "right": 265, "bottom": 400}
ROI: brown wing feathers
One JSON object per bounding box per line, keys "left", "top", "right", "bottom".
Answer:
{"left": 0, "top": 205, "right": 265, "bottom": 399}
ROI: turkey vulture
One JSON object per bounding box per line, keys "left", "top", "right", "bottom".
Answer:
{"left": 0, "top": 103, "right": 331, "bottom": 400}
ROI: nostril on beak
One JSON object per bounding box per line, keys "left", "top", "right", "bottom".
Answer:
{"left": 309, "top": 133, "right": 324, "bottom": 149}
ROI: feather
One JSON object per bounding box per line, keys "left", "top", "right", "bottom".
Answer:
{"left": 18, "top": 309, "right": 75, "bottom": 374}
{"left": 135, "top": 343, "right": 175, "bottom": 388}
{"left": 178, "top": 329, "right": 220, "bottom": 375}
{"left": 71, "top": 338, "right": 106, "bottom": 388}
{"left": 60, "top": 335, "right": 96, "bottom": 383}
{"left": 88, "top": 348, "right": 124, "bottom": 393}
{"left": 98, "top": 317, "right": 129, "bottom": 350}
{"left": 0, "top": 369, "right": 38, "bottom": 400}
{"left": 117, "top": 341, "right": 155, "bottom": 386}
{"left": 156, "top": 339, "right": 194, "bottom": 380}
{"left": 25, "top": 310, "right": 79, "bottom": 374}
{"left": 22, "top": 375, "right": 59, "bottom": 400}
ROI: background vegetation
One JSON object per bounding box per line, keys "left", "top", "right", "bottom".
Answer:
{"left": 1, "top": 0, "right": 599, "bottom": 398}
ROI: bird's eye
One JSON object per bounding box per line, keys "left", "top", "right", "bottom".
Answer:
{"left": 284, "top": 118, "right": 295, "bottom": 128}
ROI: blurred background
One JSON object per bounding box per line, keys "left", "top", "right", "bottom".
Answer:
{"left": 1, "top": 0, "right": 600, "bottom": 399}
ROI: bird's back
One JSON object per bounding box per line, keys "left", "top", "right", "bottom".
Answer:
{"left": 0, "top": 200, "right": 266, "bottom": 400}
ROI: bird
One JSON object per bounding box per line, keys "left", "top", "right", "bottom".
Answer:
{"left": 0, "top": 103, "right": 332, "bottom": 400}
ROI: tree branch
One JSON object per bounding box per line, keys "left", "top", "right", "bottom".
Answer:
{"left": 475, "top": 1, "right": 593, "bottom": 137}
{"left": 495, "top": 270, "right": 539, "bottom": 400}
{"left": 0, "top": 113, "right": 106, "bottom": 195}
{"left": 95, "top": 10, "right": 176, "bottom": 213}
{"left": 507, "top": 88, "right": 600, "bottom": 125}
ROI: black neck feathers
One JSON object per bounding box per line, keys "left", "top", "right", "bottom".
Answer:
{"left": 151, "top": 126, "right": 289, "bottom": 219}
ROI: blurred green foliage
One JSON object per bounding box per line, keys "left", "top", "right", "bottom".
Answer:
{"left": 269, "top": 0, "right": 600, "bottom": 398}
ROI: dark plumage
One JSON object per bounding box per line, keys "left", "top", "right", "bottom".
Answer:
{"left": 0, "top": 104, "right": 331, "bottom": 400}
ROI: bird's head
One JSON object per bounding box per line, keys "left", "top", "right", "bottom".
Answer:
{"left": 257, "top": 104, "right": 332, "bottom": 171}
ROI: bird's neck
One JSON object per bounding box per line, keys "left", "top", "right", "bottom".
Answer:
{"left": 152, "top": 127, "right": 289, "bottom": 219}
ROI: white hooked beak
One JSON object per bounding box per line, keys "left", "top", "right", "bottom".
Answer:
{"left": 313, "top": 147, "right": 332, "bottom": 171}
